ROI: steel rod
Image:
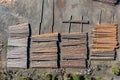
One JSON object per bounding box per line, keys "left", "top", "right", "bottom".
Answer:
{"left": 39, "top": 0, "right": 44, "bottom": 34}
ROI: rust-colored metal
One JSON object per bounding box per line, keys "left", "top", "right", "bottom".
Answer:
{"left": 62, "top": 20, "right": 89, "bottom": 24}
{"left": 92, "top": 38, "right": 117, "bottom": 41}
{"left": 0, "top": 44, "right": 2, "bottom": 61}
{"left": 32, "top": 36, "right": 58, "bottom": 42}
{"left": 60, "top": 32, "right": 88, "bottom": 68}
{"left": 31, "top": 53, "right": 57, "bottom": 61}
{"left": 62, "top": 16, "right": 89, "bottom": 33}
{"left": 30, "top": 61, "right": 57, "bottom": 68}
{"left": 90, "top": 24, "right": 118, "bottom": 61}
{"left": 32, "top": 32, "right": 58, "bottom": 38}
{"left": 30, "top": 32, "right": 59, "bottom": 68}
{"left": 61, "top": 60, "right": 86, "bottom": 68}
{"left": 93, "top": 0, "right": 117, "bottom": 5}
{"left": 90, "top": 56, "right": 115, "bottom": 60}
{"left": 62, "top": 53, "right": 87, "bottom": 60}
{"left": 61, "top": 41, "right": 86, "bottom": 47}
{"left": 92, "top": 44, "right": 117, "bottom": 48}
{"left": 31, "top": 47, "right": 58, "bottom": 53}
{"left": 93, "top": 41, "right": 118, "bottom": 45}
{"left": 7, "top": 23, "right": 29, "bottom": 68}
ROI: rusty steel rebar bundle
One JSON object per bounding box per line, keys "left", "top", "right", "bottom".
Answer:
{"left": 93, "top": 0, "right": 117, "bottom": 5}
{"left": 30, "top": 33, "right": 59, "bottom": 68}
{"left": 90, "top": 24, "right": 118, "bottom": 61}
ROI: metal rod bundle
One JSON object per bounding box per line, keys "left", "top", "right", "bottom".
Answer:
{"left": 60, "top": 32, "right": 88, "bottom": 68}
{"left": 30, "top": 32, "right": 59, "bottom": 68}
{"left": 7, "top": 23, "right": 29, "bottom": 68}
{"left": 0, "top": 43, "right": 2, "bottom": 61}
{"left": 92, "top": 0, "right": 117, "bottom": 5}
{"left": 91, "top": 24, "right": 118, "bottom": 60}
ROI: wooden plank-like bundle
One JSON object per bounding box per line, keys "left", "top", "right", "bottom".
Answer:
{"left": 30, "top": 33, "right": 58, "bottom": 68}
{"left": 9, "top": 23, "right": 29, "bottom": 34}
{"left": 9, "top": 23, "right": 29, "bottom": 38}
{"left": 30, "top": 61, "right": 57, "bottom": 68}
{"left": 31, "top": 42, "right": 57, "bottom": 48}
{"left": 93, "top": 37, "right": 116, "bottom": 41}
{"left": 8, "top": 38, "right": 28, "bottom": 47}
{"left": 91, "top": 24, "right": 118, "bottom": 61}
{"left": 91, "top": 49, "right": 115, "bottom": 52}
{"left": 91, "top": 51, "right": 115, "bottom": 54}
{"left": 31, "top": 32, "right": 58, "bottom": 42}
{"left": 90, "top": 56, "right": 115, "bottom": 60}
{"left": 92, "top": 43, "right": 117, "bottom": 46}
{"left": 62, "top": 53, "right": 87, "bottom": 60}
{"left": 93, "top": 41, "right": 118, "bottom": 45}
{"left": 92, "top": 0, "right": 117, "bottom": 5}
{"left": 7, "top": 47, "right": 27, "bottom": 59}
{"left": 61, "top": 49, "right": 87, "bottom": 56}
{"left": 61, "top": 32, "right": 87, "bottom": 59}
{"left": 61, "top": 32, "right": 87, "bottom": 40}
{"left": 7, "top": 59, "right": 27, "bottom": 68}
{"left": 91, "top": 51, "right": 115, "bottom": 56}
{"left": 91, "top": 54, "right": 114, "bottom": 57}
{"left": 93, "top": 34, "right": 117, "bottom": 38}
{"left": 92, "top": 44, "right": 118, "bottom": 49}
{"left": 0, "top": 43, "right": 2, "bottom": 61}
{"left": 62, "top": 20, "right": 89, "bottom": 24}
{"left": 31, "top": 53, "right": 57, "bottom": 61}
{"left": 61, "top": 60, "right": 86, "bottom": 68}
{"left": 32, "top": 37, "right": 58, "bottom": 42}
{"left": 61, "top": 32, "right": 87, "bottom": 68}
{"left": 95, "top": 24, "right": 117, "bottom": 27}
{"left": 0, "top": 43, "right": 2, "bottom": 52}
{"left": 61, "top": 41, "right": 86, "bottom": 46}
{"left": 92, "top": 24, "right": 118, "bottom": 48}
{"left": 61, "top": 45, "right": 87, "bottom": 50}
{"left": 7, "top": 23, "right": 29, "bottom": 68}
{"left": 94, "top": 28, "right": 117, "bottom": 31}
{"left": 31, "top": 47, "right": 58, "bottom": 53}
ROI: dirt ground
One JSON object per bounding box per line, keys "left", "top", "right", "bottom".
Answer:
{"left": 0, "top": 0, "right": 120, "bottom": 79}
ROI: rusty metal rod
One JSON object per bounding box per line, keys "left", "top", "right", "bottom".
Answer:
{"left": 93, "top": 0, "right": 116, "bottom": 5}
{"left": 39, "top": 0, "right": 44, "bottom": 34}
{"left": 52, "top": 0, "right": 54, "bottom": 33}
{"left": 99, "top": 10, "right": 102, "bottom": 24}
{"left": 81, "top": 16, "right": 84, "bottom": 32}
{"left": 62, "top": 20, "right": 89, "bottom": 24}
{"left": 68, "top": 16, "right": 72, "bottom": 33}
{"left": 93, "top": 0, "right": 117, "bottom": 3}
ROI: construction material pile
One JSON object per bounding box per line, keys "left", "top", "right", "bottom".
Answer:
{"left": 60, "top": 32, "right": 88, "bottom": 68}
{"left": 93, "top": 0, "right": 117, "bottom": 5}
{"left": 91, "top": 24, "right": 118, "bottom": 60}
{"left": 30, "top": 33, "right": 59, "bottom": 68}
{"left": 7, "top": 23, "right": 29, "bottom": 68}
{"left": 0, "top": 43, "right": 2, "bottom": 61}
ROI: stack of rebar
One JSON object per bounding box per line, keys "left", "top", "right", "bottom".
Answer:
{"left": 0, "top": 43, "right": 2, "bottom": 61}
{"left": 7, "top": 23, "right": 29, "bottom": 68}
{"left": 60, "top": 32, "right": 88, "bottom": 68}
{"left": 91, "top": 24, "right": 118, "bottom": 60}
{"left": 30, "top": 33, "right": 59, "bottom": 68}
{"left": 92, "top": 0, "right": 117, "bottom": 5}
